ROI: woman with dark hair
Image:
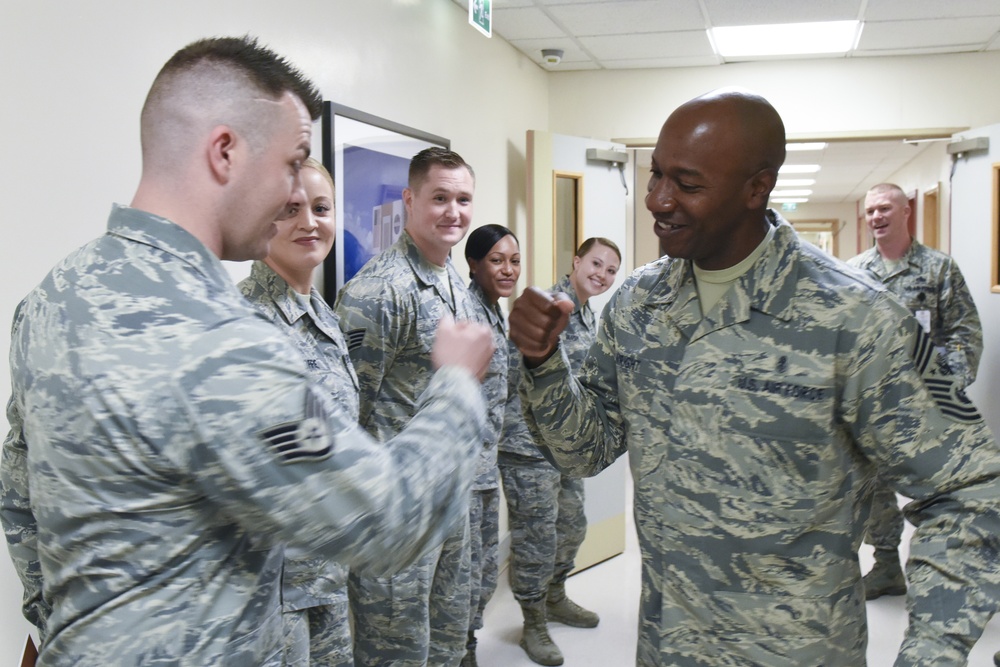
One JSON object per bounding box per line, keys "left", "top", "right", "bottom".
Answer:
{"left": 499, "top": 237, "right": 621, "bottom": 666}
{"left": 462, "top": 223, "right": 521, "bottom": 667}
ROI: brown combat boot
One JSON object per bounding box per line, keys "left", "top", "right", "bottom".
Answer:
{"left": 519, "top": 602, "right": 564, "bottom": 666}
{"left": 546, "top": 582, "right": 599, "bottom": 628}
{"left": 863, "top": 548, "right": 907, "bottom": 600}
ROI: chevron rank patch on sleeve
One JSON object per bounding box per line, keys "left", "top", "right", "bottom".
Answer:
{"left": 910, "top": 323, "right": 982, "bottom": 424}
{"left": 257, "top": 387, "right": 334, "bottom": 463}
{"left": 345, "top": 328, "right": 366, "bottom": 352}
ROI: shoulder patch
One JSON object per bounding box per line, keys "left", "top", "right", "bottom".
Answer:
{"left": 345, "top": 328, "right": 365, "bottom": 352}
{"left": 910, "top": 325, "right": 982, "bottom": 424}
{"left": 257, "top": 388, "right": 334, "bottom": 463}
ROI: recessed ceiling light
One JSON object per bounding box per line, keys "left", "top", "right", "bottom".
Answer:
{"left": 711, "top": 21, "right": 861, "bottom": 58}
{"left": 786, "top": 142, "right": 828, "bottom": 152}
{"left": 776, "top": 178, "right": 816, "bottom": 187}
{"left": 779, "top": 164, "right": 821, "bottom": 174}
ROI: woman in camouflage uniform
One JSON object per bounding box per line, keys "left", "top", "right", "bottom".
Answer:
{"left": 499, "top": 238, "right": 620, "bottom": 666}
{"left": 239, "top": 158, "right": 357, "bottom": 667}
{"left": 463, "top": 224, "right": 521, "bottom": 666}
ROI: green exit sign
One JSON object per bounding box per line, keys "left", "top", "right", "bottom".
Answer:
{"left": 470, "top": 0, "right": 491, "bottom": 37}
{"left": 781, "top": 202, "right": 798, "bottom": 211}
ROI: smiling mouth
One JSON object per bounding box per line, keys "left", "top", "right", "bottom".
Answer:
{"left": 656, "top": 220, "right": 684, "bottom": 231}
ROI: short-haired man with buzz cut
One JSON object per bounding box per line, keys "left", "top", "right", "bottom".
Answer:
{"left": 848, "top": 182, "right": 983, "bottom": 601}
{"left": 1, "top": 36, "right": 494, "bottom": 666}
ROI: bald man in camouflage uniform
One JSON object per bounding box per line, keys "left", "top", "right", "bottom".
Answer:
{"left": 509, "top": 90, "right": 1000, "bottom": 666}
{"left": 1, "top": 37, "right": 493, "bottom": 667}
{"left": 335, "top": 148, "right": 485, "bottom": 667}
{"left": 240, "top": 258, "right": 359, "bottom": 666}
{"left": 848, "top": 182, "right": 984, "bottom": 601}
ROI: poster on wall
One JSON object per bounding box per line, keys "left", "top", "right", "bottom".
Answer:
{"left": 322, "top": 102, "right": 449, "bottom": 300}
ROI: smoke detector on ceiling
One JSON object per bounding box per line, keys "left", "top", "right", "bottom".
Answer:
{"left": 541, "top": 48, "right": 564, "bottom": 65}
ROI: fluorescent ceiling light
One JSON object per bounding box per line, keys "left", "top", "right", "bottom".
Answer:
{"left": 711, "top": 21, "right": 860, "bottom": 58}
{"left": 779, "top": 164, "right": 821, "bottom": 174}
{"left": 771, "top": 189, "right": 813, "bottom": 197}
{"left": 776, "top": 178, "right": 815, "bottom": 187}
{"left": 786, "top": 142, "right": 827, "bottom": 152}
{"left": 771, "top": 197, "right": 809, "bottom": 203}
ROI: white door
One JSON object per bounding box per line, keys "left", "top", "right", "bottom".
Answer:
{"left": 947, "top": 124, "right": 1000, "bottom": 437}
{"left": 526, "top": 130, "right": 629, "bottom": 572}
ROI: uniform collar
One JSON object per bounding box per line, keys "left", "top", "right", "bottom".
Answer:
{"left": 248, "top": 260, "right": 313, "bottom": 326}
{"left": 643, "top": 209, "right": 801, "bottom": 335}
{"left": 399, "top": 231, "right": 461, "bottom": 310}
{"left": 554, "top": 274, "right": 591, "bottom": 319}
{"left": 468, "top": 280, "right": 505, "bottom": 328}
{"left": 106, "top": 204, "right": 232, "bottom": 291}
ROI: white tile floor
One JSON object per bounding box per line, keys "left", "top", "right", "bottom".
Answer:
{"left": 478, "top": 481, "right": 1000, "bottom": 666}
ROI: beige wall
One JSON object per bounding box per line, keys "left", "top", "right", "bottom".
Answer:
{"left": 547, "top": 51, "right": 1000, "bottom": 142}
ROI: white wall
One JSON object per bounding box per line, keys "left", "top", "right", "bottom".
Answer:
{"left": 0, "top": 0, "right": 548, "bottom": 654}
{"left": 880, "top": 142, "right": 954, "bottom": 253}
{"left": 780, "top": 201, "right": 858, "bottom": 260}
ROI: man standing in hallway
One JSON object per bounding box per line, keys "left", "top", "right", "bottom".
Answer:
{"left": 508, "top": 88, "right": 1000, "bottom": 666}
{"left": 848, "top": 182, "right": 983, "bottom": 600}
{"left": 336, "top": 147, "right": 487, "bottom": 666}
{"left": 1, "top": 36, "right": 494, "bottom": 666}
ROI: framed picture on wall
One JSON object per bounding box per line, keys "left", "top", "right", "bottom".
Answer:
{"left": 322, "top": 102, "right": 449, "bottom": 300}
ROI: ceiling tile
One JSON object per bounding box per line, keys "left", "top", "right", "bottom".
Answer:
{"left": 857, "top": 17, "right": 1000, "bottom": 50}
{"left": 580, "top": 30, "right": 715, "bottom": 60}
{"left": 702, "top": 0, "right": 862, "bottom": 27}
{"left": 491, "top": 7, "right": 568, "bottom": 40}
{"left": 864, "top": 0, "right": 1000, "bottom": 21}
{"left": 547, "top": 0, "right": 705, "bottom": 35}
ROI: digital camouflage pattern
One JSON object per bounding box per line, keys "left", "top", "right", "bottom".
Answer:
{"left": 498, "top": 275, "right": 591, "bottom": 604}
{"left": 848, "top": 239, "right": 984, "bottom": 557}
{"left": 335, "top": 230, "right": 485, "bottom": 666}
{"left": 467, "top": 487, "right": 499, "bottom": 633}
{"left": 848, "top": 238, "right": 982, "bottom": 387}
{"left": 466, "top": 281, "right": 509, "bottom": 491}
{"left": 520, "top": 211, "right": 1000, "bottom": 666}
{"left": 1, "top": 206, "right": 486, "bottom": 667}
{"left": 239, "top": 260, "right": 356, "bottom": 664}
{"left": 465, "top": 282, "right": 507, "bottom": 637}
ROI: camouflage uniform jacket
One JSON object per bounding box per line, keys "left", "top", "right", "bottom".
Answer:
{"left": 500, "top": 277, "right": 594, "bottom": 459}
{"left": 467, "top": 281, "right": 509, "bottom": 490}
{"left": 847, "top": 238, "right": 982, "bottom": 387}
{"left": 335, "top": 231, "right": 491, "bottom": 487}
{"left": 551, "top": 275, "right": 597, "bottom": 372}
{"left": 1, "top": 205, "right": 486, "bottom": 666}
{"left": 239, "top": 260, "right": 358, "bottom": 611}
{"left": 521, "top": 210, "right": 1000, "bottom": 666}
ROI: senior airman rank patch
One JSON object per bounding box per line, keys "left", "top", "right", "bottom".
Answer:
{"left": 257, "top": 387, "right": 334, "bottom": 463}
{"left": 911, "top": 323, "right": 981, "bottom": 424}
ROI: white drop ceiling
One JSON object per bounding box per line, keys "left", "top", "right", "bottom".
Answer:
{"left": 450, "top": 0, "right": 1000, "bottom": 203}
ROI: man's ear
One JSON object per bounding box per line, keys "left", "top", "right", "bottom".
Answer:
{"left": 207, "top": 125, "right": 237, "bottom": 184}
{"left": 747, "top": 167, "right": 777, "bottom": 208}
{"left": 402, "top": 187, "right": 414, "bottom": 218}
